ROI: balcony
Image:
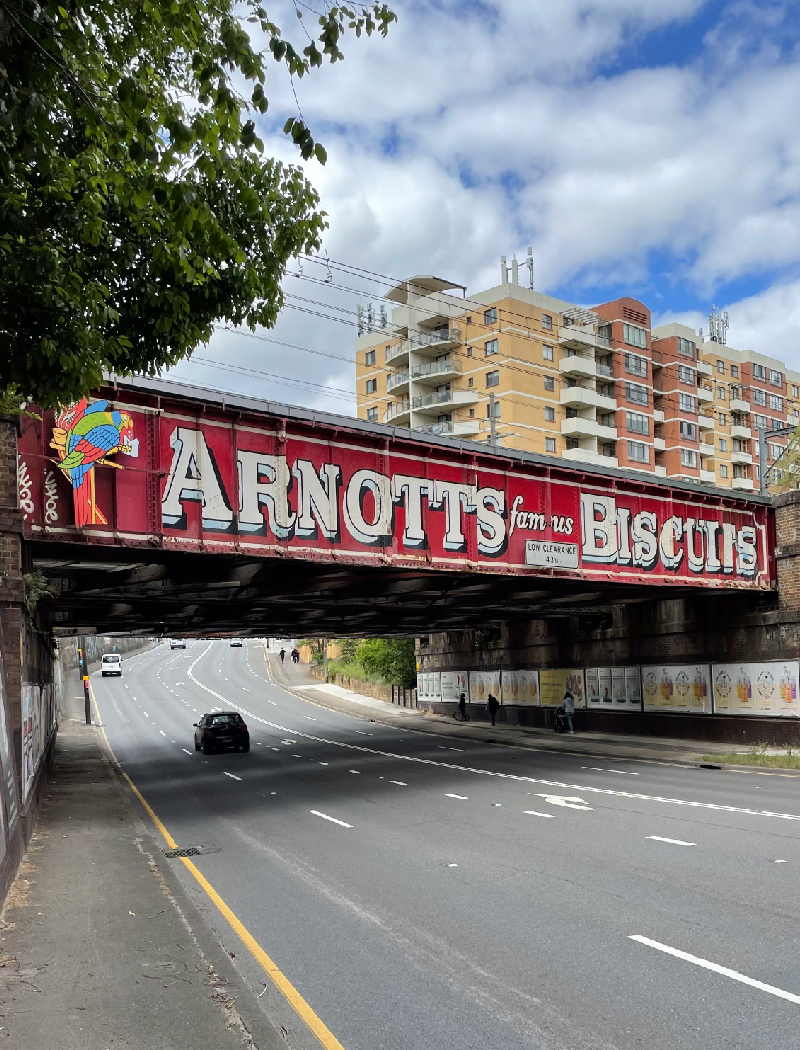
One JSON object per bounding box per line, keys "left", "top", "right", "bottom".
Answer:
{"left": 559, "top": 354, "right": 596, "bottom": 379}
{"left": 730, "top": 398, "right": 751, "bottom": 413}
{"left": 699, "top": 441, "right": 715, "bottom": 457}
{"left": 697, "top": 361, "right": 713, "bottom": 376}
{"left": 654, "top": 465, "right": 667, "bottom": 477}
{"left": 731, "top": 424, "right": 752, "bottom": 439}
{"left": 697, "top": 386, "right": 714, "bottom": 404}
{"left": 386, "top": 342, "right": 409, "bottom": 366}
{"left": 732, "top": 477, "right": 754, "bottom": 491}
{"left": 561, "top": 418, "right": 617, "bottom": 441}
{"left": 414, "top": 419, "right": 481, "bottom": 439}
{"left": 597, "top": 333, "right": 612, "bottom": 349}
{"left": 653, "top": 409, "right": 665, "bottom": 424}
{"left": 383, "top": 400, "right": 411, "bottom": 425}
{"left": 596, "top": 360, "right": 614, "bottom": 378}
{"left": 412, "top": 388, "right": 479, "bottom": 413}
{"left": 386, "top": 369, "right": 410, "bottom": 394}
{"left": 561, "top": 446, "right": 619, "bottom": 469}
{"left": 409, "top": 325, "right": 461, "bottom": 356}
{"left": 700, "top": 469, "right": 716, "bottom": 484}
{"left": 698, "top": 414, "right": 714, "bottom": 430}
{"left": 558, "top": 326, "right": 597, "bottom": 352}
{"left": 654, "top": 437, "right": 666, "bottom": 452}
{"left": 731, "top": 450, "right": 753, "bottom": 465}
{"left": 411, "top": 357, "right": 462, "bottom": 384}
{"left": 560, "top": 386, "right": 616, "bottom": 412}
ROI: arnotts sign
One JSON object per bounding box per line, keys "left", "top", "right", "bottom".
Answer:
{"left": 17, "top": 389, "right": 773, "bottom": 590}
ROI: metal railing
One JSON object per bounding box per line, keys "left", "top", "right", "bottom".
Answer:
{"left": 412, "top": 389, "right": 455, "bottom": 410}
{"left": 411, "top": 357, "right": 462, "bottom": 380}
{"left": 385, "top": 342, "right": 408, "bottom": 364}
{"left": 410, "top": 325, "right": 461, "bottom": 349}
{"left": 386, "top": 369, "right": 409, "bottom": 391}
{"left": 596, "top": 361, "right": 613, "bottom": 378}
{"left": 383, "top": 400, "right": 411, "bottom": 422}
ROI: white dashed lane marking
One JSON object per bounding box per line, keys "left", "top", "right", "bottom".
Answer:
{"left": 310, "top": 810, "right": 352, "bottom": 829}
{"left": 223, "top": 772, "right": 242, "bottom": 781}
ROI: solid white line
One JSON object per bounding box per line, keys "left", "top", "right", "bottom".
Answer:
{"left": 389, "top": 780, "right": 407, "bottom": 786}
{"left": 630, "top": 935, "right": 800, "bottom": 1005}
{"left": 445, "top": 793, "right": 468, "bottom": 800}
{"left": 646, "top": 835, "right": 696, "bottom": 846}
{"left": 439, "top": 746, "right": 465, "bottom": 752}
{"left": 182, "top": 748, "right": 192, "bottom": 755}
{"left": 224, "top": 772, "right": 242, "bottom": 781}
{"left": 310, "top": 810, "right": 352, "bottom": 828}
{"left": 524, "top": 810, "right": 555, "bottom": 819}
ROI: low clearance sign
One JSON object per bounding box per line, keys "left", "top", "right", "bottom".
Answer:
{"left": 19, "top": 408, "right": 772, "bottom": 589}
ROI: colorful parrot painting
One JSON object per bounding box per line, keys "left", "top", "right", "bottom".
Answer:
{"left": 50, "top": 398, "right": 137, "bottom": 528}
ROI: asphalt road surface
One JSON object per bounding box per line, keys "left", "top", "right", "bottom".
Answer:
{"left": 93, "top": 641, "right": 800, "bottom": 1050}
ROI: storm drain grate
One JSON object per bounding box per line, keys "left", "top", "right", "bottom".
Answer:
{"left": 162, "top": 845, "right": 222, "bottom": 858}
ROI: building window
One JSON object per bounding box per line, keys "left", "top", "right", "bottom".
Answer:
{"left": 566, "top": 437, "right": 579, "bottom": 450}
{"left": 770, "top": 369, "right": 783, "bottom": 386}
{"left": 731, "top": 365, "right": 739, "bottom": 378}
{"left": 601, "top": 442, "right": 616, "bottom": 457}
{"left": 771, "top": 417, "right": 783, "bottom": 430}
{"left": 467, "top": 347, "right": 473, "bottom": 357}
{"left": 485, "top": 338, "right": 499, "bottom": 356}
{"left": 679, "top": 393, "right": 697, "bottom": 414}
{"left": 627, "top": 440, "right": 649, "bottom": 463}
{"left": 467, "top": 377, "right": 474, "bottom": 387}
{"left": 625, "top": 353, "right": 647, "bottom": 378}
{"left": 793, "top": 384, "right": 799, "bottom": 398}
{"left": 366, "top": 378, "right": 378, "bottom": 394}
{"left": 367, "top": 407, "right": 378, "bottom": 422}
{"left": 486, "top": 370, "right": 499, "bottom": 388}
{"left": 541, "top": 313, "right": 553, "bottom": 330}
{"left": 717, "top": 386, "right": 726, "bottom": 400}
{"left": 751, "top": 387, "right": 766, "bottom": 405}
{"left": 718, "top": 412, "right": 727, "bottom": 426}
{"left": 365, "top": 349, "right": 376, "bottom": 366}
{"left": 716, "top": 360, "right": 725, "bottom": 373}
{"left": 720, "top": 464, "right": 728, "bottom": 478}
{"left": 544, "top": 376, "right": 555, "bottom": 391}
{"left": 469, "top": 408, "right": 475, "bottom": 418}
{"left": 679, "top": 420, "right": 697, "bottom": 440}
{"left": 486, "top": 400, "right": 500, "bottom": 419}
{"left": 753, "top": 364, "right": 766, "bottom": 380}
{"left": 719, "top": 437, "right": 727, "bottom": 451}
{"left": 681, "top": 448, "right": 698, "bottom": 468}
{"left": 626, "top": 382, "right": 648, "bottom": 405}
{"left": 545, "top": 437, "right": 556, "bottom": 452}
{"left": 793, "top": 409, "right": 800, "bottom": 421}
{"left": 677, "top": 336, "right": 695, "bottom": 358}
{"left": 678, "top": 364, "right": 694, "bottom": 384}
{"left": 483, "top": 307, "right": 497, "bottom": 325}
{"left": 543, "top": 344, "right": 554, "bottom": 361}
{"left": 545, "top": 406, "right": 555, "bottom": 422}
{"left": 754, "top": 413, "right": 767, "bottom": 429}
{"left": 769, "top": 394, "right": 784, "bottom": 411}
{"left": 733, "top": 464, "right": 747, "bottom": 479}
{"left": 626, "top": 411, "right": 648, "bottom": 434}
{"left": 623, "top": 324, "right": 647, "bottom": 348}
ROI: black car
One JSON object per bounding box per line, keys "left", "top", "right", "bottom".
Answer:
{"left": 194, "top": 712, "right": 250, "bottom": 754}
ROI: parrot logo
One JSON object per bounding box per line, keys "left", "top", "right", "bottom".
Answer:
{"left": 50, "top": 398, "right": 137, "bottom": 528}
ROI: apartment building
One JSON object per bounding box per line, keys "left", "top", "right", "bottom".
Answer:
{"left": 354, "top": 267, "right": 800, "bottom": 491}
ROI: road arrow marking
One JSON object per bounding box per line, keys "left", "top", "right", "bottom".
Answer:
{"left": 535, "top": 794, "right": 593, "bottom": 810}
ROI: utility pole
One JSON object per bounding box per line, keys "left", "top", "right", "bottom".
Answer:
{"left": 488, "top": 393, "right": 498, "bottom": 446}
{"left": 78, "top": 638, "right": 91, "bottom": 724}
{"left": 322, "top": 637, "right": 328, "bottom": 683}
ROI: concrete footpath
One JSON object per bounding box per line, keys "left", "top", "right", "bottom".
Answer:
{"left": 0, "top": 716, "right": 283, "bottom": 1050}
{"left": 267, "top": 655, "right": 746, "bottom": 765}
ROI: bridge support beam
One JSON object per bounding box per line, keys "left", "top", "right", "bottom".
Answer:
{"left": 774, "top": 490, "right": 800, "bottom": 611}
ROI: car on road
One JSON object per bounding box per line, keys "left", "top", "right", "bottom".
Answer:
{"left": 194, "top": 712, "right": 250, "bottom": 754}
{"left": 229, "top": 638, "right": 243, "bottom": 647}
{"left": 169, "top": 639, "right": 186, "bottom": 649}
{"left": 101, "top": 653, "right": 122, "bottom": 677}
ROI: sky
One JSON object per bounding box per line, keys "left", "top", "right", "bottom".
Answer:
{"left": 169, "top": 0, "right": 800, "bottom": 414}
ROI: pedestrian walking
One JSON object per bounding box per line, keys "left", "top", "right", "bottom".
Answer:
{"left": 458, "top": 691, "right": 467, "bottom": 720}
{"left": 279, "top": 647, "right": 286, "bottom": 663}
{"left": 561, "top": 689, "right": 575, "bottom": 733}
{"left": 487, "top": 692, "right": 500, "bottom": 727}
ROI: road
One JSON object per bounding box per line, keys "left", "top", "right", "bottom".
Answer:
{"left": 93, "top": 641, "right": 800, "bottom": 1050}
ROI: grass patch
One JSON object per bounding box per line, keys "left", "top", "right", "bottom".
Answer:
{"left": 326, "top": 657, "right": 372, "bottom": 682}
{"left": 701, "top": 747, "right": 800, "bottom": 769}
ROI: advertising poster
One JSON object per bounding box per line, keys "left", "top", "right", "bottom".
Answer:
{"left": 440, "top": 671, "right": 461, "bottom": 703}
{"left": 540, "top": 669, "right": 585, "bottom": 708}
{"left": 470, "top": 670, "right": 501, "bottom": 706}
{"left": 625, "top": 666, "right": 642, "bottom": 709}
{"left": 642, "top": 665, "right": 711, "bottom": 713}
{"left": 713, "top": 662, "right": 800, "bottom": 717}
{"left": 428, "top": 672, "right": 442, "bottom": 703}
{"left": 611, "top": 667, "right": 626, "bottom": 705}
{"left": 0, "top": 641, "right": 19, "bottom": 839}
{"left": 500, "top": 670, "right": 540, "bottom": 706}
{"left": 455, "top": 670, "right": 470, "bottom": 702}
{"left": 586, "top": 668, "right": 599, "bottom": 704}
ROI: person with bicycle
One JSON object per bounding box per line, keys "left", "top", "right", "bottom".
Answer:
{"left": 457, "top": 691, "right": 467, "bottom": 720}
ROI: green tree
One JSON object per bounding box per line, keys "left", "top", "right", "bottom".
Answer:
{"left": 0, "top": 0, "right": 395, "bottom": 407}
{"left": 356, "top": 638, "right": 416, "bottom": 687}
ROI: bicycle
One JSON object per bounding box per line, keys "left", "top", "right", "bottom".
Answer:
{"left": 452, "top": 695, "right": 470, "bottom": 721}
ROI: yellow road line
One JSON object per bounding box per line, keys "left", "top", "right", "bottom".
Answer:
{"left": 89, "top": 677, "right": 348, "bottom": 1050}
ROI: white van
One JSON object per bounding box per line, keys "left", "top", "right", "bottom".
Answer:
{"left": 101, "top": 653, "right": 122, "bottom": 677}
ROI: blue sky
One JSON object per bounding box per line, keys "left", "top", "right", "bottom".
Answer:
{"left": 172, "top": 0, "right": 800, "bottom": 409}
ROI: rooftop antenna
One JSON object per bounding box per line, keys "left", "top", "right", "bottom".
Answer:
{"left": 500, "top": 256, "right": 508, "bottom": 284}
{"left": 356, "top": 305, "right": 364, "bottom": 336}
{"left": 379, "top": 304, "right": 387, "bottom": 329}
{"left": 511, "top": 256, "right": 519, "bottom": 285}
{"left": 526, "top": 247, "right": 534, "bottom": 290}
{"left": 709, "top": 305, "right": 729, "bottom": 345}
{"left": 366, "top": 304, "right": 374, "bottom": 332}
